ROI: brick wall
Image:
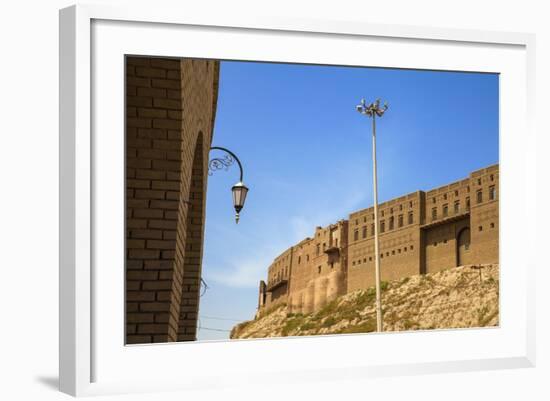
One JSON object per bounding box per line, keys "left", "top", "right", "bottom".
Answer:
{"left": 126, "top": 57, "right": 219, "bottom": 344}
{"left": 347, "top": 192, "right": 423, "bottom": 292}
{"left": 423, "top": 217, "right": 470, "bottom": 274}
{"left": 287, "top": 222, "right": 348, "bottom": 313}
{"left": 469, "top": 165, "right": 499, "bottom": 264}
{"left": 259, "top": 164, "right": 499, "bottom": 315}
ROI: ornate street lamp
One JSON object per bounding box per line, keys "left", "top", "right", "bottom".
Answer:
{"left": 209, "top": 146, "right": 249, "bottom": 223}
{"left": 231, "top": 182, "right": 248, "bottom": 223}
{"left": 356, "top": 98, "right": 388, "bottom": 332}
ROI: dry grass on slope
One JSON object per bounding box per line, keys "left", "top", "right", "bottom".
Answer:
{"left": 230, "top": 264, "right": 499, "bottom": 339}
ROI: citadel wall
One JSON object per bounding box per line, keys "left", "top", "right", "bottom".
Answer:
{"left": 347, "top": 191, "right": 423, "bottom": 291}
{"left": 286, "top": 221, "right": 349, "bottom": 314}
{"left": 258, "top": 164, "right": 499, "bottom": 314}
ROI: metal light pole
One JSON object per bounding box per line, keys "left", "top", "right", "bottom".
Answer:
{"left": 356, "top": 98, "right": 388, "bottom": 332}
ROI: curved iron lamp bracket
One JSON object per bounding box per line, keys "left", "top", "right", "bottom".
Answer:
{"left": 208, "top": 146, "right": 244, "bottom": 182}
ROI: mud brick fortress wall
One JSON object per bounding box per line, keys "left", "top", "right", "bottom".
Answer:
{"left": 126, "top": 57, "right": 219, "bottom": 344}
{"left": 259, "top": 221, "right": 349, "bottom": 314}
{"left": 258, "top": 164, "right": 499, "bottom": 314}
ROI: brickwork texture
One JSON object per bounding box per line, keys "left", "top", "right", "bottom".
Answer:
{"left": 258, "top": 164, "right": 499, "bottom": 315}
{"left": 126, "top": 57, "right": 219, "bottom": 344}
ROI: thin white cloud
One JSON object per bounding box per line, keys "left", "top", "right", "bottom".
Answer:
{"left": 205, "top": 243, "right": 282, "bottom": 288}
{"left": 203, "top": 150, "right": 388, "bottom": 289}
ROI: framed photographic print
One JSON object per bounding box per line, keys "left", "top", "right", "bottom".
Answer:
{"left": 59, "top": 3, "right": 536, "bottom": 397}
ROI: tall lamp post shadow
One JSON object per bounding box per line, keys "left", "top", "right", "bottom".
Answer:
{"left": 209, "top": 146, "right": 249, "bottom": 223}
{"left": 356, "top": 98, "right": 388, "bottom": 332}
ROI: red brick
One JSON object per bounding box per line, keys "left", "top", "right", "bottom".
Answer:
{"left": 164, "top": 211, "right": 178, "bottom": 220}
{"left": 140, "top": 302, "right": 171, "bottom": 312}
{"left": 127, "top": 138, "right": 152, "bottom": 148}
{"left": 166, "top": 151, "right": 181, "bottom": 161}
{"left": 126, "top": 126, "right": 137, "bottom": 138}
{"left": 151, "top": 180, "right": 180, "bottom": 191}
{"left": 127, "top": 270, "right": 159, "bottom": 280}
{"left": 167, "top": 110, "right": 182, "bottom": 120}
{"left": 126, "top": 219, "right": 147, "bottom": 228}
{"left": 167, "top": 70, "right": 180, "bottom": 79}
{"left": 159, "top": 271, "right": 173, "bottom": 280}
{"left": 147, "top": 240, "right": 176, "bottom": 249}
{"left": 137, "top": 87, "right": 166, "bottom": 97}
{"left": 166, "top": 191, "right": 180, "bottom": 200}
{"left": 127, "top": 179, "right": 150, "bottom": 189}
{"left": 149, "top": 200, "right": 179, "bottom": 210}
{"left": 137, "top": 149, "right": 166, "bottom": 160}
{"left": 177, "top": 334, "right": 195, "bottom": 342}
{"left": 127, "top": 291, "right": 156, "bottom": 302}
{"left": 144, "top": 260, "right": 173, "bottom": 270}
{"left": 163, "top": 231, "right": 177, "bottom": 240}
{"left": 166, "top": 90, "right": 180, "bottom": 99}
{"left": 137, "top": 128, "right": 167, "bottom": 139}
{"left": 153, "top": 98, "right": 181, "bottom": 110}
{"left": 153, "top": 139, "right": 181, "bottom": 150}
{"left": 152, "top": 119, "right": 180, "bottom": 130}
{"left": 150, "top": 58, "right": 181, "bottom": 70}
{"left": 142, "top": 281, "right": 173, "bottom": 290}
{"left": 151, "top": 79, "right": 180, "bottom": 89}
{"left": 156, "top": 291, "right": 172, "bottom": 301}
{"left": 138, "top": 323, "right": 166, "bottom": 334}
{"left": 127, "top": 96, "right": 153, "bottom": 108}
{"left": 127, "top": 118, "right": 152, "bottom": 129}
{"left": 136, "top": 67, "right": 166, "bottom": 78}
{"left": 186, "top": 298, "right": 198, "bottom": 306}
{"left": 128, "top": 249, "right": 160, "bottom": 260}
{"left": 135, "top": 189, "right": 166, "bottom": 200}
{"left": 126, "top": 76, "right": 150, "bottom": 87}
{"left": 138, "top": 108, "right": 167, "bottom": 119}
{"left": 126, "top": 260, "right": 143, "bottom": 270}
{"left": 136, "top": 169, "right": 166, "bottom": 180}
{"left": 127, "top": 199, "right": 149, "bottom": 208}
{"left": 133, "top": 208, "right": 164, "bottom": 219}
{"left": 127, "top": 313, "right": 155, "bottom": 323}
{"left": 127, "top": 335, "right": 153, "bottom": 344}
{"left": 162, "top": 250, "right": 176, "bottom": 259}
{"left": 127, "top": 239, "right": 145, "bottom": 249}
{"left": 131, "top": 229, "right": 163, "bottom": 239}
{"left": 127, "top": 57, "right": 151, "bottom": 67}
{"left": 153, "top": 335, "right": 171, "bottom": 343}
{"left": 154, "top": 313, "right": 171, "bottom": 323}
{"left": 126, "top": 281, "right": 141, "bottom": 290}
{"left": 181, "top": 291, "right": 199, "bottom": 299}
{"left": 126, "top": 85, "right": 137, "bottom": 96}
{"left": 152, "top": 160, "right": 181, "bottom": 171}
{"left": 166, "top": 171, "right": 181, "bottom": 181}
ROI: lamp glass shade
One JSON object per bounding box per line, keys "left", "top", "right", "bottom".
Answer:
{"left": 232, "top": 182, "right": 248, "bottom": 213}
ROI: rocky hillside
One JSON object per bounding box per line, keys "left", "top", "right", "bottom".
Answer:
{"left": 230, "top": 264, "right": 499, "bottom": 339}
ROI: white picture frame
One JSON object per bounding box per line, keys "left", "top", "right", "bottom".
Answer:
{"left": 59, "top": 3, "right": 536, "bottom": 397}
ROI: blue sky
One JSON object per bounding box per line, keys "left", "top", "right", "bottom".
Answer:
{"left": 197, "top": 60, "right": 499, "bottom": 341}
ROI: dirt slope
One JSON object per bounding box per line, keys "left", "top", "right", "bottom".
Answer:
{"left": 230, "top": 264, "right": 499, "bottom": 339}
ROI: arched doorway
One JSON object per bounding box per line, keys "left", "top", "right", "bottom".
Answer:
{"left": 457, "top": 227, "right": 471, "bottom": 266}
{"left": 177, "top": 133, "right": 206, "bottom": 341}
